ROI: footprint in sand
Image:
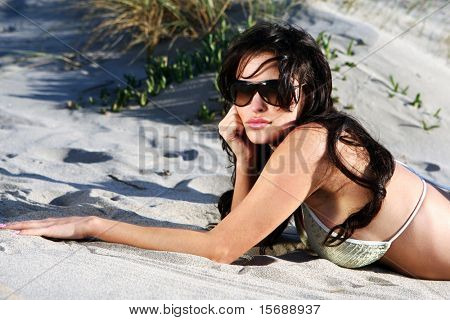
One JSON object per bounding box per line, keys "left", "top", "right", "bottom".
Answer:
{"left": 63, "top": 148, "right": 113, "bottom": 164}
{"left": 424, "top": 162, "right": 440, "bottom": 172}
{"left": 367, "top": 276, "right": 397, "bottom": 287}
{"left": 49, "top": 189, "right": 111, "bottom": 206}
{"left": 163, "top": 149, "right": 199, "bottom": 161}
{"left": 163, "top": 151, "right": 179, "bottom": 158}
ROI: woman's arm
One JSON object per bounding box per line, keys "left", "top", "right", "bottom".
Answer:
{"left": 2, "top": 216, "right": 221, "bottom": 262}
{"left": 211, "top": 126, "right": 328, "bottom": 263}
{"left": 91, "top": 219, "right": 219, "bottom": 261}
{"left": 231, "top": 164, "right": 258, "bottom": 210}
{"left": 3, "top": 126, "right": 328, "bottom": 265}
{"left": 97, "top": 124, "right": 326, "bottom": 262}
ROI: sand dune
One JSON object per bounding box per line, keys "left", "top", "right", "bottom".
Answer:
{"left": 0, "top": 0, "right": 449, "bottom": 299}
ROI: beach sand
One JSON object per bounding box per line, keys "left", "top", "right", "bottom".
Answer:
{"left": 0, "top": 0, "right": 449, "bottom": 299}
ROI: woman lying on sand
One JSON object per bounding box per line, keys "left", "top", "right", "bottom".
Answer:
{"left": 1, "top": 22, "right": 449, "bottom": 280}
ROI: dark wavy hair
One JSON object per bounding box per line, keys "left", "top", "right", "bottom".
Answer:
{"left": 216, "top": 21, "right": 395, "bottom": 247}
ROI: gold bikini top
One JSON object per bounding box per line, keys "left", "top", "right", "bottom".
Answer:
{"left": 293, "top": 161, "right": 427, "bottom": 269}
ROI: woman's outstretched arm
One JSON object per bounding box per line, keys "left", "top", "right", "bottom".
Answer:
{"left": 2, "top": 216, "right": 221, "bottom": 261}
{"left": 2, "top": 125, "right": 328, "bottom": 264}
{"left": 91, "top": 219, "right": 218, "bottom": 260}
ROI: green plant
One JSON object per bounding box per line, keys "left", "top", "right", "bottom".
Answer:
{"left": 410, "top": 93, "right": 422, "bottom": 108}
{"left": 78, "top": 0, "right": 232, "bottom": 57}
{"left": 124, "top": 74, "right": 138, "bottom": 88}
{"left": 433, "top": 107, "right": 442, "bottom": 119}
{"left": 145, "top": 55, "right": 169, "bottom": 96}
{"left": 316, "top": 32, "right": 338, "bottom": 60}
{"left": 213, "top": 72, "right": 226, "bottom": 104}
{"left": 66, "top": 100, "right": 82, "bottom": 110}
{"left": 137, "top": 90, "right": 148, "bottom": 107}
{"left": 346, "top": 39, "right": 355, "bottom": 55}
{"left": 240, "top": 0, "right": 295, "bottom": 27}
{"left": 79, "top": 2, "right": 295, "bottom": 113}
{"left": 388, "top": 75, "right": 408, "bottom": 97}
{"left": 171, "top": 49, "right": 194, "bottom": 82}
{"left": 93, "top": 17, "right": 235, "bottom": 112}
{"left": 389, "top": 75, "right": 399, "bottom": 93}
{"left": 343, "top": 104, "right": 354, "bottom": 110}
{"left": 340, "top": 0, "right": 358, "bottom": 12}
{"left": 420, "top": 120, "right": 439, "bottom": 131}
{"left": 400, "top": 85, "right": 409, "bottom": 95}
{"left": 332, "top": 64, "right": 341, "bottom": 72}
{"left": 100, "top": 88, "right": 110, "bottom": 105}
{"left": 332, "top": 96, "right": 340, "bottom": 104}
{"left": 197, "top": 102, "right": 216, "bottom": 122}
{"left": 88, "top": 96, "right": 95, "bottom": 104}
{"left": 343, "top": 61, "right": 356, "bottom": 68}
{"left": 110, "top": 85, "right": 134, "bottom": 112}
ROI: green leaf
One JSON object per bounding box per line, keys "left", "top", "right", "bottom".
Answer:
{"left": 433, "top": 107, "right": 442, "bottom": 119}
{"left": 344, "top": 61, "right": 356, "bottom": 68}
{"left": 346, "top": 39, "right": 355, "bottom": 56}
{"left": 139, "top": 91, "right": 148, "bottom": 107}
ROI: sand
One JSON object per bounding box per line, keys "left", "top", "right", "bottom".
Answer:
{"left": 0, "top": 0, "right": 449, "bottom": 299}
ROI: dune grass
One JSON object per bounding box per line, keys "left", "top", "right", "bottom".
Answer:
{"left": 73, "top": 0, "right": 297, "bottom": 115}
{"left": 78, "top": 0, "right": 233, "bottom": 56}
{"left": 71, "top": 0, "right": 443, "bottom": 133}
{"left": 77, "top": 0, "right": 299, "bottom": 58}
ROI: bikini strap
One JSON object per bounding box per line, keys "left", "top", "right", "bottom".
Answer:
{"left": 387, "top": 178, "right": 427, "bottom": 244}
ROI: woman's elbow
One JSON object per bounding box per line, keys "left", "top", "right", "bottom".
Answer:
{"left": 211, "top": 246, "right": 236, "bottom": 264}
{"left": 206, "top": 232, "right": 237, "bottom": 264}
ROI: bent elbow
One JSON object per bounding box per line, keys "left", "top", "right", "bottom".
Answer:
{"left": 208, "top": 234, "right": 239, "bottom": 264}
{"left": 210, "top": 244, "right": 234, "bottom": 264}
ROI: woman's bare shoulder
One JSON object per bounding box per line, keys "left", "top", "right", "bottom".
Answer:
{"left": 295, "top": 121, "right": 328, "bottom": 132}
{"left": 275, "top": 122, "right": 331, "bottom": 191}
{"left": 285, "top": 122, "right": 329, "bottom": 157}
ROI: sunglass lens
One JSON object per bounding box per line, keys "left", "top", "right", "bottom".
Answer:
{"left": 231, "top": 82, "right": 256, "bottom": 107}
{"left": 259, "top": 80, "right": 282, "bottom": 106}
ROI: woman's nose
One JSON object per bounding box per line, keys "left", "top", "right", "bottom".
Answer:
{"left": 249, "top": 92, "right": 268, "bottom": 113}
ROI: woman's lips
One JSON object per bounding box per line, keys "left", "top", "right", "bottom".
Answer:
{"left": 246, "top": 118, "right": 271, "bottom": 129}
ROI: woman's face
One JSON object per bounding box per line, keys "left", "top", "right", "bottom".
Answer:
{"left": 234, "top": 52, "right": 302, "bottom": 146}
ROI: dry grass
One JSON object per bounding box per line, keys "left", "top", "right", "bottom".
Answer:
{"left": 78, "top": 0, "right": 232, "bottom": 56}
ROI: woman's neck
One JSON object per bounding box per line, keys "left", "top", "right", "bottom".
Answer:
{"left": 269, "top": 127, "right": 294, "bottom": 151}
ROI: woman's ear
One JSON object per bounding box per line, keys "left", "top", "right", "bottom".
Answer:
{"left": 294, "top": 84, "right": 306, "bottom": 114}
{"left": 297, "top": 83, "right": 306, "bottom": 103}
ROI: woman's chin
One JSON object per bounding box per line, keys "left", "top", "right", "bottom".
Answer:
{"left": 246, "top": 130, "right": 280, "bottom": 145}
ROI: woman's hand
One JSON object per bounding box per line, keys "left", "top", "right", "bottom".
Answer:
{"left": 218, "top": 106, "right": 256, "bottom": 168}
{"left": 0, "top": 216, "right": 99, "bottom": 239}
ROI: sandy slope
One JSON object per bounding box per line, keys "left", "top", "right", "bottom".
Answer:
{"left": 0, "top": 0, "right": 449, "bottom": 299}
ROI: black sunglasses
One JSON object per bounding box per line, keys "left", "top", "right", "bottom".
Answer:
{"left": 229, "top": 79, "right": 301, "bottom": 107}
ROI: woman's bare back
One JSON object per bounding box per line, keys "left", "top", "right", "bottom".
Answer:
{"left": 303, "top": 134, "right": 450, "bottom": 280}
{"left": 379, "top": 170, "right": 450, "bottom": 280}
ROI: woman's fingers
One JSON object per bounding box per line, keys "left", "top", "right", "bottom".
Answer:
{"left": 17, "top": 224, "right": 73, "bottom": 238}
{"left": 2, "top": 217, "right": 82, "bottom": 230}
{"left": 17, "top": 227, "right": 53, "bottom": 236}
{"left": 2, "top": 220, "right": 54, "bottom": 230}
{"left": 5, "top": 217, "right": 92, "bottom": 239}
{"left": 219, "top": 110, "right": 244, "bottom": 140}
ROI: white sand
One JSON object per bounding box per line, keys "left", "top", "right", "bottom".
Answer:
{"left": 0, "top": 0, "right": 449, "bottom": 299}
